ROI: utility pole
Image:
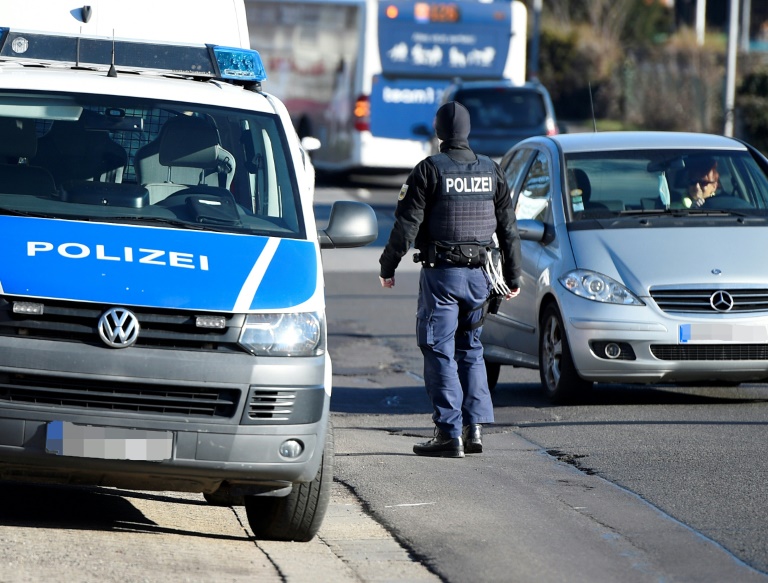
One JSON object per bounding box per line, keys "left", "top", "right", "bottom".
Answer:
{"left": 695, "top": 0, "right": 706, "bottom": 46}
{"left": 724, "top": 0, "right": 740, "bottom": 136}
{"left": 527, "top": 0, "right": 542, "bottom": 80}
{"left": 740, "top": 0, "right": 752, "bottom": 53}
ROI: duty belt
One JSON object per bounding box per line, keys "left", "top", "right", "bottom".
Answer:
{"left": 413, "top": 243, "right": 489, "bottom": 268}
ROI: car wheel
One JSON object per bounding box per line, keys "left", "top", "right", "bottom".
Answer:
{"left": 244, "top": 422, "right": 334, "bottom": 542}
{"left": 539, "top": 305, "right": 592, "bottom": 402}
{"left": 485, "top": 359, "right": 501, "bottom": 392}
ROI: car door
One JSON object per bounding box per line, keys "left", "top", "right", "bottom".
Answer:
{"left": 495, "top": 148, "right": 552, "bottom": 360}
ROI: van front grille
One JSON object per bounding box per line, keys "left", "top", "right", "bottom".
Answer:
{"left": 0, "top": 297, "right": 246, "bottom": 353}
{"left": 0, "top": 373, "right": 239, "bottom": 418}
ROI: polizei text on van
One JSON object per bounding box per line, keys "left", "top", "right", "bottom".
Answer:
{"left": 28, "top": 242, "right": 210, "bottom": 270}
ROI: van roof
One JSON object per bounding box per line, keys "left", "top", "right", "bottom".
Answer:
{"left": 2, "top": 0, "right": 249, "bottom": 48}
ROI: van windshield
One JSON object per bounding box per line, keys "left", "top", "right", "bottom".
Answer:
{"left": 0, "top": 91, "right": 305, "bottom": 238}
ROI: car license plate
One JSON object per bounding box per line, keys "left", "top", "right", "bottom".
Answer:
{"left": 679, "top": 323, "right": 768, "bottom": 344}
{"left": 45, "top": 421, "right": 172, "bottom": 461}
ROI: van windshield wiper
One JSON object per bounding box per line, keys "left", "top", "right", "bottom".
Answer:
{"left": 0, "top": 206, "right": 57, "bottom": 219}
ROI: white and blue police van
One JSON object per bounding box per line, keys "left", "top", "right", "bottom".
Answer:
{"left": 0, "top": 1, "right": 376, "bottom": 541}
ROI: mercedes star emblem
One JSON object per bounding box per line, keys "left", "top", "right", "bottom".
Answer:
{"left": 710, "top": 290, "right": 734, "bottom": 313}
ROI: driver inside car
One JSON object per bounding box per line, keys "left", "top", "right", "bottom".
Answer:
{"left": 683, "top": 157, "right": 720, "bottom": 208}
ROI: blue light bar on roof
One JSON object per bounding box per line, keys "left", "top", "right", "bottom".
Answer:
{"left": 0, "top": 27, "right": 267, "bottom": 85}
{"left": 211, "top": 46, "right": 266, "bottom": 83}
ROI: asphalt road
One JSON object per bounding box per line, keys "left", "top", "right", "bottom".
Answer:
{"left": 319, "top": 177, "right": 768, "bottom": 582}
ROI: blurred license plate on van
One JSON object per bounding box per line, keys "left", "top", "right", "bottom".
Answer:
{"left": 679, "top": 323, "right": 768, "bottom": 344}
{"left": 45, "top": 421, "right": 172, "bottom": 461}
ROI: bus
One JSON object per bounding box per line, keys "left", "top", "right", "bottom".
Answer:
{"left": 245, "top": 0, "right": 527, "bottom": 175}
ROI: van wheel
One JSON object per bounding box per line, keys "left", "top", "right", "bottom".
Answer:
{"left": 244, "top": 423, "right": 334, "bottom": 542}
{"left": 539, "top": 306, "right": 592, "bottom": 403}
{"left": 485, "top": 359, "right": 501, "bottom": 392}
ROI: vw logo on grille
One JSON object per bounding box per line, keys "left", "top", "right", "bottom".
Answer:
{"left": 710, "top": 290, "right": 735, "bottom": 313}
{"left": 98, "top": 307, "right": 140, "bottom": 348}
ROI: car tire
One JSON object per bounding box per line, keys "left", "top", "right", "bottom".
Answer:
{"left": 485, "top": 359, "right": 501, "bottom": 392}
{"left": 539, "top": 305, "right": 592, "bottom": 402}
{"left": 244, "top": 422, "right": 334, "bottom": 542}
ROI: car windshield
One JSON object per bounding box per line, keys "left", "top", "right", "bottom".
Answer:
{"left": 565, "top": 149, "right": 768, "bottom": 222}
{"left": 454, "top": 88, "right": 546, "bottom": 131}
{"left": 0, "top": 90, "right": 304, "bottom": 238}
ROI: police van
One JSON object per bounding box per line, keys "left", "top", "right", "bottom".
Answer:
{"left": 0, "top": 1, "right": 376, "bottom": 541}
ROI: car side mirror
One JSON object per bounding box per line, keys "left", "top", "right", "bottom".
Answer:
{"left": 517, "top": 218, "right": 546, "bottom": 242}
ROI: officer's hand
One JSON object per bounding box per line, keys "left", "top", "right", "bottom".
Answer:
{"left": 504, "top": 287, "right": 520, "bottom": 300}
{"left": 380, "top": 276, "right": 395, "bottom": 289}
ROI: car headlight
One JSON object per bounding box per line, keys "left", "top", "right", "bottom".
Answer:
{"left": 559, "top": 269, "right": 644, "bottom": 305}
{"left": 239, "top": 312, "right": 324, "bottom": 356}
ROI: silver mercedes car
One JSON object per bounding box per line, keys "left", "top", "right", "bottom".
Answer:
{"left": 482, "top": 131, "right": 768, "bottom": 402}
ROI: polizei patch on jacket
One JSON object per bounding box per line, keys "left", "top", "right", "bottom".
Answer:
{"left": 443, "top": 174, "right": 494, "bottom": 194}
{"left": 398, "top": 184, "right": 409, "bottom": 200}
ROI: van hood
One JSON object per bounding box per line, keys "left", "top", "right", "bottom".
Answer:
{"left": 568, "top": 225, "right": 768, "bottom": 295}
{"left": 0, "top": 216, "right": 320, "bottom": 312}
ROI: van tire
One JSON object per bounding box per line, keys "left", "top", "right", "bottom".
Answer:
{"left": 244, "top": 423, "right": 334, "bottom": 542}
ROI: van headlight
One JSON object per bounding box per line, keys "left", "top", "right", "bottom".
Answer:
{"left": 560, "top": 269, "right": 644, "bottom": 305}
{"left": 239, "top": 312, "right": 324, "bottom": 356}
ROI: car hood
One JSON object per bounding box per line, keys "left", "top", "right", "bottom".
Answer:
{"left": 568, "top": 225, "right": 768, "bottom": 295}
{"left": 1, "top": 215, "right": 321, "bottom": 312}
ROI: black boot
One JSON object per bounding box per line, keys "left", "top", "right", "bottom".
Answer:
{"left": 462, "top": 424, "right": 483, "bottom": 454}
{"left": 413, "top": 429, "right": 464, "bottom": 458}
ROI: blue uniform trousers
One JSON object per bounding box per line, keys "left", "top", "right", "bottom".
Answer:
{"left": 416, "top": 265, "right": 495, "bottom": 438}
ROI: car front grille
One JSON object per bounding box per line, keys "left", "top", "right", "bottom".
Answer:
{"left": 650, "top": 288, "right": 768, "bottom": 314}
{"left": 0, "top": 297, "right": 245, "bottom": 352}
{"left": 651, "top": 344, "right": 768, "bottom": 361}
{"left": 0, "top": 373, "right": 240, "bottom": 418}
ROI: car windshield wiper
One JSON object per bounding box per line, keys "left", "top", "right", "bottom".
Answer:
{"left": 618, "top": 208, "right": 751, "bottom": 218}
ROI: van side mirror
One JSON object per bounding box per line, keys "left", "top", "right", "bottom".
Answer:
{"left": 301, "top": 136, "right": 321, "bottom": 152}
{"left": 318, "top": 201, "right": 378, "bottom": 249}
{"left": 412, "top": 124, "right": 433, "bottom": 139}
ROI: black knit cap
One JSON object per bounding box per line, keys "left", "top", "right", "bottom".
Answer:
{"left": 434, "top": 101, "right": 471, "bottom": 141}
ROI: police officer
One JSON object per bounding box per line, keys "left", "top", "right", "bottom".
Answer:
{"left": 378, "top": 101, "right": 521, "bottom": 458}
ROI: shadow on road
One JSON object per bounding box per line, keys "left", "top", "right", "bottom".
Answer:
{"left": 491, "top": 381, "right": 768, "bottom": 408}
{"left": 0, "top": 483, "right": 250, "bottom": 540}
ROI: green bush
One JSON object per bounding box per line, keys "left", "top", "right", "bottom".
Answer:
{"left": 738, "top": 69, "right": 768, "bottom": 154}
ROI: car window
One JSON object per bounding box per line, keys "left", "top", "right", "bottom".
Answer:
{"left": 515, "top": 150, "right": 550, "bottom": 221}
{"left": 455, "top": 88, "right": 545, "bottom": 130}
{"left": 502, "top": 148, "right": 535, "bottom": 190}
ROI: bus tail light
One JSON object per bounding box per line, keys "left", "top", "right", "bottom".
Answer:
{"left": 353, "top": 94, "right": 370, "bottom": 132}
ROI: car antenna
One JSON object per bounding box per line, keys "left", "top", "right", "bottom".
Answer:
{"left": 107, "top": 30, "right": 117, "bottom": 77}
{"left": 589, "top": 81, "right": 597, "bottom": 133}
